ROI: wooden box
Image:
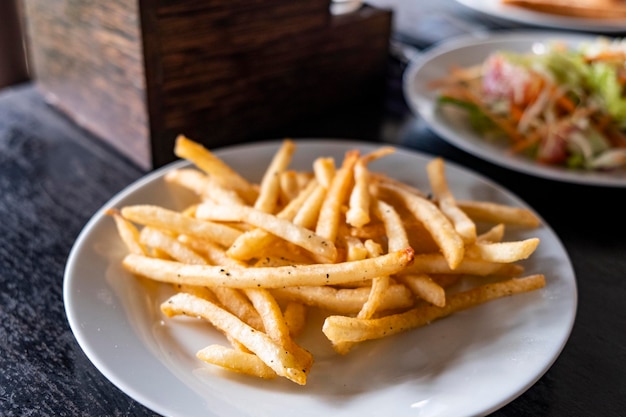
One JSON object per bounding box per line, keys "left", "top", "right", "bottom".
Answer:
{"left": 20, "top": 0, "right": 392, "bottom": 169}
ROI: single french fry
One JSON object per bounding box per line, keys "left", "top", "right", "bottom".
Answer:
{"left": 123, "top": 248, "right": 414, "bottom": 289}
{"left": 174, "top": 135, "right": 258, "bottom": 204}
{"left": 139, "top": 226, "right": 207, "bottom": 265}
{"left": 107, "top": 209, "right": 147, "bottom": 255}
{"left": 465, "top": 238, "right": 540, "bottom": 263}
{"left": 164, "top": 168, "right": 246, "bottom": 206}
{"left": 345, "top": 146, "right": 397, "bottom": 230}
{"left": 477, "top": 223, "right": 506, "bottom": 243}
{"left": 371, "top": 172, "right": 427, "bottom": 198}
{"left": 121, "top": 205, "right": 242, "bottom": 248}
{"left": 361, "top": 146, "right": 396, "bottom": 164}
{"left": 164, "top": 168, "right": 209, "bottom": 196}
{"left": 313, "top": 157, "right": 335, "bottom": 189}
{"left": 373, "top": 199, "right": 409, "bottom": 252}
{"left": 322, "top": 274, "right": 546, "bottom": 344}
{"left": 358, "top": 276, "right": 390, "bottom": 318}
{"left": 291, "top": 183, "right": 326, "bottom": 230}
{"left": 271, "top": 283, "right": 414, "bottom": 314}
{"left": 316, "top": 150, "right": 360, "bottom": 242}
{"left": 254, "top": 139, "right": 296, "bottom": 213}
{"left": 196, "top": 344, "right": 277, "bottom": 379}
{"left": 402, "top": 253, "right": 524, "bottom": 276}
{"left": 346, "top": 159, "right": 372, "bottom": 228}
{"left": 456, "top": 199, "right": 541, "bottom": 228}
{"left": 244, "top": 288, "right": 293, "bottom": 346}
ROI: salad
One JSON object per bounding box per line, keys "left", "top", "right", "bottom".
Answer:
{"left": 434, "top": 37, "right": 626, "bottom": 171}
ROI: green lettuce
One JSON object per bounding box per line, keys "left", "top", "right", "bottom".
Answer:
{"left": 586, "top": 62, "right": 626, "bottom": 128}
{"left": 438, "top": 96, "right": 501, "bottom": 135}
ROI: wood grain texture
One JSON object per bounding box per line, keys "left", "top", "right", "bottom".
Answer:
{"left": 22, "top": 0, "right": 391, "bottom": 169}
{"left": 21, "top": 0, "right": 150, "bottom": 168}
{"left": 0, "top": 0, "right": 29, "bottom": 89}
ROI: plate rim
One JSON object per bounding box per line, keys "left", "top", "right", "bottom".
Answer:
{"left": 403, "top": 30, "right": 626, "bottom": 188}
{"left": 63, "top": 138, "right": 578, "bottom": 417}
{"left": 455, "top": 0, "right": 626, "bottom": 33}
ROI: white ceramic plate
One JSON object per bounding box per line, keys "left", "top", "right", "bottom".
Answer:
{"left": 455, "top": 0, "right": 626, "bottom": 33}
{"left": 404, "top": 31, "right": 626, "bottom": 187}
{"left": 64, "top": 140, "right": 577, "bottom": 417}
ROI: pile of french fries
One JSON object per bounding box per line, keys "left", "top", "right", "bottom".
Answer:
{"left": 108, "top": 135, "right": 545, "bottom": 385}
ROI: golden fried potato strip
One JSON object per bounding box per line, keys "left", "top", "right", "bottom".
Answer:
{"left": 322, "top": 274, "right": 546, "bottom": 344}
{"left": 271, "top": 284, "right": 414, "bottom": 314}
{"left": 174, "top": 135, "right": 258, "bottom": 204}
{"left": 164, "top": 168, "right": 246, "bottom": 206}
{"left": 254, "top": 139, "right": 296, "bottom": 213}
{"left": 465, "top": 238, "right": 540, "bottom": 263}
{"left": 123, "top": 248, "right": 414, "bottom": 289}
{"left": 196, "top": 344, "right": 277, "bottom": 379}
{"left": 316, "top": 150, "right": 360, "bottom": 242}
{"left": 456, "top": 199, "right": 541, "bottom": 227}
{"left": 345, "top": 146, "right": 394, "bottom": 230}
{"left": 121, "top": 205, "right": 241, "bottom": 248}
{"left": 107, "top": 209, "right": 146, "bottom": 255}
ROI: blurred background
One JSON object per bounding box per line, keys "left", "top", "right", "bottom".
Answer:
{"left": 1, "top": 0, "right": 479, "bottom": 171}
{"left": 0, "top": 0, "right": 29, "bottom": 90}
{"left": 3, "top": 0, "right": 406, "bottom": 170}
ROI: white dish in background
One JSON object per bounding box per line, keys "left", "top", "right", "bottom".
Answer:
{"left": 455, "top": 0, "right": 626, "bottom": 33}
{"left": 403, "top": 31, "right": 626, "bottom": 187}
{"left": 64, "top": 140, "right": 577, "bottom": 417}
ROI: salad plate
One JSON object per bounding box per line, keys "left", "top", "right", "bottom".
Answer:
{"left": 64, "top": 139, "right": 577, "bottom": 417}
{"left": 455, "top": 0, "right": 626, "bottom": 33}
{"left": 404, "top": 31, "right": 626, "bottom": 187}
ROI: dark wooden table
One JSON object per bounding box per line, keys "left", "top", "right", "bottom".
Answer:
{"left": 1, "top": 1, "right": 625, "bottom": 416}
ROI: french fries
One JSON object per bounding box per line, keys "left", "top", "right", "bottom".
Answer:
{"left": 322, "top": 274, "right": 546, "bottom": 344}
{"left": 427, "top": 157, "right": 477, "bottom": 245}
{"left": 162, "top": 293, "right": 309, "bottom": 384}
{"left": 195, "top": 201, "right": 339, "bottom": 263}
{"left": 109, "top": 136, "right": 546, "bottom": 385}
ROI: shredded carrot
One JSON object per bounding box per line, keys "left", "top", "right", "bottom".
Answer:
{"left": 556, "top": 94, "right": 577, "bottom": 114}
{"left": 510, "top": 131, "right": 541, "bottom": 154}
{"left": 431, "top": 39, "right": 626, "bottom": 171}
